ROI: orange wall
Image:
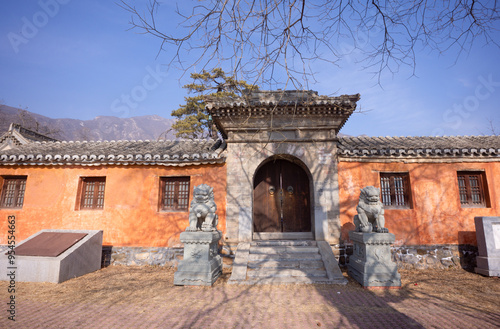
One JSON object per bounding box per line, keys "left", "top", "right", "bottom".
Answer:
{"left": 338, "top": 161, "right": 499, "bottom": 246}
{"left": 0, "top": 164, "right": 226, "bottom": 247}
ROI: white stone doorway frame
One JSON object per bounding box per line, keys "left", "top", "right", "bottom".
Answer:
{"left": 224, "top": 140, "right": 341, "bottom": 245}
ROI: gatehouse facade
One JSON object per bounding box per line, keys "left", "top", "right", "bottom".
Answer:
{"left": 0, "top": 90, "right": 499, "bottom": 271}
{"left": 206, "top": 90, "right": 360, "bottom": 246}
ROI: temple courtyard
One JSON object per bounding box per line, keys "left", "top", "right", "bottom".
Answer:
{"left": 1, "top": 266, "right": 498, "bottom": 328}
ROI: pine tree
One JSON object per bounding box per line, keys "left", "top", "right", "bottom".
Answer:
{"left": 171, "top": 68, "right": 257, "bottom": 139}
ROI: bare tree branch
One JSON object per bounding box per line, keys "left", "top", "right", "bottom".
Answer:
{"left": 120, "top": 0, "right": 500, "bottom": 88}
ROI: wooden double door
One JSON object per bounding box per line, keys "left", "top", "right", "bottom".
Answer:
{"left": 253, "top": 159, "right": 311, "bottom": 233}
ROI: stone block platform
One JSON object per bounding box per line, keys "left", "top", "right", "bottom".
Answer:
{"left": 0, "top": 229, "right": 102, "bottom": 283}
{"left": 475, "top": 216, "right": 500, "bottom": 276}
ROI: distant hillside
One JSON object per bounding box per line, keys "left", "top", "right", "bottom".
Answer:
{"left": 0, "top": 105, "right": 176, "bottom": 141}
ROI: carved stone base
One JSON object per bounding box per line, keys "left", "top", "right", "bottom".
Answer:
{"left": 174, "top": 231, "right": 222, "bottom": 286}
{"left": 348, "top": 232, "right": 401, "bottom": 288}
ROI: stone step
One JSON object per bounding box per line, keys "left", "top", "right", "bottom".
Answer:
{"left": 248, "top": 260, "right": 299, "bottom": 269}
{"left": 247, "top": 259, "right": 324, "bottom": 269}
{"left": 247, "top": 268, "right": 328, "bottom": 278}
{"left": 249, "top": 246, "right": 320, "bottom": 254}
{"left": 240, "top": 276, "right": 347, "bottom": 285}
{"left": 252, "top": 240, "right": 317, "bottom": 247}
{"left": 248, "top": 253, "right": 322, "bottom": 261}
{"left": 227, "top": 240, "right": 347, "bottom": 285}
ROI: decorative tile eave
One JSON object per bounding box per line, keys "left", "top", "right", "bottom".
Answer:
{"left": 0, "top": 152, "right": 226, "bottom": 166}
{"left": 338, "top": 149, "right": 500, "bottom": 157}
{"left": 206, "top": 97, "right": 360, "bottom": 108}
{"left": 338, "top": 156, "right": 500, "bottom": 164}
{"left": 0, "top": 154, "right": 225, "bottom": 163}
{"left": 0, "top": 158, "right": 226, "bottom": 167}
{"left": 338, "top": 149, "right": 500, "bottom": 164}
{"left": 0, "top": 139, "right": 227, "bottom": 167}
{"left": 337, "top": 135, "right": 500, "bottom": 161}
{"left": 205, "top": 92, "right": 361, "bottom": 115}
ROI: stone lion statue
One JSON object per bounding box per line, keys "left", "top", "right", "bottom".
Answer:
{"left": 353, "top": 186, "right": 388, "bottom": 233}
{"left": 186, "top": 184, "right": 218, "bottom": 232}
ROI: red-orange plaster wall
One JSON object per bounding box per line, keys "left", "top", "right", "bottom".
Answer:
{"left": 338, "top": 161, "right": 499, "bottom": 246}
{"left": 0, "top": 164, "right": 226, "bottom": 247}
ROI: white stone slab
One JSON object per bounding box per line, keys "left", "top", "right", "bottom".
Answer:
{"left": 492, "top": 223, "right": 500, "bottom": 249}
{"left": 475, "top": 217, "right": 500, "bottom": 277}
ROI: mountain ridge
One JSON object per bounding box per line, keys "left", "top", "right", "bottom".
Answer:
{"left": 0, "top": 105, "right": 176, "bottom": 141}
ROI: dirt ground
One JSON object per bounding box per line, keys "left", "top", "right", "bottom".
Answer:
{"left": 8, "top": 265, "right": 499, "bottom": 314}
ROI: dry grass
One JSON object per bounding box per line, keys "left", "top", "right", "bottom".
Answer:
{"left": 396, "top": 268, "right": 500, "bottom": 314}
{"left": 4, "top": 265, "right": 498, "bottom": 314}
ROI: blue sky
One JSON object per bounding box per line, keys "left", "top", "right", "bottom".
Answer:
{"left": 1, "top": 1, "right": 499, "bottom": 137}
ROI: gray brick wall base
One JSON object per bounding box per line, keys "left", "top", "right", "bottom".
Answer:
{"left": 102, "top": 246, "right": 184, "bottom": 267}
{"left": 336, "top": 244, "right": 478, "bottom": 271}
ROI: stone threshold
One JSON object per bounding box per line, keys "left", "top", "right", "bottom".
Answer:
{"left": 252, "top": 232, "right": 314, "bottom": 240}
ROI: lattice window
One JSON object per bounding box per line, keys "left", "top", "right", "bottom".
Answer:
{"left": 457, "top": 172, "right": 488, "bottom": 207}
{"left": 160, "top": 177, "right": 190, "bottom": 211}
{"left": 0, "top": 176, "right": 27, "bottom": 208}
{"left": 80, "top": 177, "right": 106, "bottom": 210}
{"left": 380, "top": 173, "right": 411, "bottom": 208}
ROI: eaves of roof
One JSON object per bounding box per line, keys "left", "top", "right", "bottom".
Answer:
{"left": 205, "top": 93, "right": 361, "bottom": 111}
{"left": 0, "top": 139, "right": 226, "bottom": 167}
{"left": 338, "top": 136, "right": 500, "bottom": 159}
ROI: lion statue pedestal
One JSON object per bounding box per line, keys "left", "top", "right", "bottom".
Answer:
{"left": 348, "top": 186, "right": 401, "bottom": 288}
{"left": 174, "top": 230, "right": 222, "bottom": 286}
{"left": 174, "top": 184, "right": 222, "bottom": 286}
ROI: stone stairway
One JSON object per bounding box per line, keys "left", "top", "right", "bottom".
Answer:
{"left": 228, "top": 240, "right": 347, "bottom": 285}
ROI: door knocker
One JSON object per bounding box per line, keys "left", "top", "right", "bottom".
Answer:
{"left": 287, "top": 186, "right": 294, "bottom": 195}
{"left": 269, "top": 186, "right": 276, "bottom": 195}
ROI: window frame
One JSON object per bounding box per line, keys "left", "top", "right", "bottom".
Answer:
{"left": 457, "top": 171, "right": 490, "bottom": 208}
{"left": 77, "top": 177, "right": 106, "bottom": 210}
{"left": 379, "top": 172, "right": 412, "bottom": 209}
{"left": 159, "top": 176, "right": 191, "bottom": 212}
{"left": 0, "top": 176, "right": 27, "bottom": 209}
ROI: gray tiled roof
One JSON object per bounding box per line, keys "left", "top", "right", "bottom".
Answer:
{"left": 338, "top": 136, "right": 500, "bottom": 158}
{"left": 0, "top": 139, "right": 226, "bottom": 166}
{"left": 0, "top": 123, "right": 59, "bottom": 150}
{"left": 7, "top": 124, "right": 59, "bottom": 143}
{"left": 205, "top": 91, "right": 360, "bottom": 110}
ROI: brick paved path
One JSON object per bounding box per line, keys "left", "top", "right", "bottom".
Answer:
{"left": 2, "top": 283, "right": 499, "bottom": 329}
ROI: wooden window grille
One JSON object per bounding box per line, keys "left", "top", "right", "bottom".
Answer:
{"left": 80, "top": 177, "right": 106, "bottom": 210}
{"left": 457, "top": 172, "right": 488, "bottom": 207}
{"left": 160, "top": 177, "right": 190, "bottom": 211}
{"left": 0, "top": 176, "right": 27, "bottom": 208}
{"left": 380, "top": 173, "right": 411, "bottom": 208}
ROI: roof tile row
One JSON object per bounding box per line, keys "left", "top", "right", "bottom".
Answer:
{"left": 0, "top": 139, "right": 226, "bottom": 166}
{"left": 338, "top": 136, "right": 500, "bottom": 157}
{"left": 1, "top": 135, "right": 498, "bottom": 166}
{"left": 205, "top": 91, "right": 361, "bottom": 110}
